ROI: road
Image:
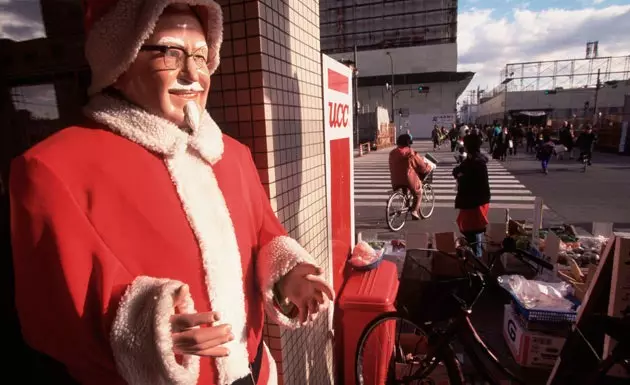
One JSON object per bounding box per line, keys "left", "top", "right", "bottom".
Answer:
{"left": 354, "top": 140, "right": 630, "bottom": 239}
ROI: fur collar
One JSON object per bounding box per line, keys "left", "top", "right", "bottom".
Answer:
{"left": 84, "top": 93, "right": 224, "bottom": 164}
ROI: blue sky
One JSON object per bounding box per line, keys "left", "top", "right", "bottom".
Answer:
{"left": 461, "top": 0, "right": 630, "bottom": 14}
{"left": 457, "top": 0, "right": 630, "bottom": 103}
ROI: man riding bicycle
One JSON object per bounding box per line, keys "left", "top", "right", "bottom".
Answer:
{"left": 389, "top": 134, "right": 433, "bottom": 220}
{"left": 576, "top": 124, "right": 597, "bottom": 166}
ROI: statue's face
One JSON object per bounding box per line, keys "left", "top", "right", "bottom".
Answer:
{"left": 114, "top": 7, "right": 211, "bottom": 127}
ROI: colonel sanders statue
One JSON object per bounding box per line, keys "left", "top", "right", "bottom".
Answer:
{"left": 9, "top": 1, "right": 334, "bottom": 384}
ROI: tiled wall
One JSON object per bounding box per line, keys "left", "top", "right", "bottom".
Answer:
{"left": 208, "top": 0, "right": 333, "bottom": 384}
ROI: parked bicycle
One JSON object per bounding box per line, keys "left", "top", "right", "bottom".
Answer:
{"left": 354, "top": 237, "right": 630, "bottom": 385}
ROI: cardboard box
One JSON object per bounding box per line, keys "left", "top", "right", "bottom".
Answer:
{"left": 503, "top": 305, "right": 566, "bottom": 368}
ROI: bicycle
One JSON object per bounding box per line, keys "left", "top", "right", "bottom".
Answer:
{"left": 385, "top": 171, "right": 436, "bottom": 232}
{"left": 354, "top": 237, "right": 630, "bottom": 385}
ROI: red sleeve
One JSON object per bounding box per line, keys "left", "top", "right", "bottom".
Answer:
{"left": 10, "top": 155, "right": 131, "bottom": 385}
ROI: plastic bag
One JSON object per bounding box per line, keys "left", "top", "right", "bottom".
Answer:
{"left": 497, "top": 274, "right": 575, "bottom": 311}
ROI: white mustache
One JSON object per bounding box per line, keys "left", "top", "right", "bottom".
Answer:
{"left": 169, "top": 82, "right": 204, "bottom": 92}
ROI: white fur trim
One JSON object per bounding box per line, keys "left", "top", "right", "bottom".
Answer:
{"left": 110, "top": 276, "right": 200, "bottom": 385}
{"left": 84, "top": 93, "right": 224, "bottom": 165}
{"left": 257, "top": 236, "right": 316, "bottom": 329}
{"left": 165, "top": 147, "right": 250, "bottom": 384}
{"left": 264, "top": 343, "right": 278, "bottom": 385}
{"left": 85, "top": 0, "right": 223, "bottom": 95}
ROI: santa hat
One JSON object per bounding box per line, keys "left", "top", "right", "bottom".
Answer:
{"left": 83, "top": 0, "right": 223, "bottom": 95}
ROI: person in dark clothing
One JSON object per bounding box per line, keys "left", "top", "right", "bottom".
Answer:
{"left": 449, "top": 126, "right": 459, "bottom": 152}
{"left": 525, "top": 127, "right": 536, "bottom": 153}
{"left": 452, "top": 133, "right": 491, "bottom": 258}
{"left": 537, "top": 134, "right": 555, "bottom": 174}
{"left": 431, "top": 125, "right": 441, "bottom": 150}
{"left": 493, "top": 127, "right": 510, "bottom": 161}
{"left": 576, "top": 125, "right": 597, "bottom": 165}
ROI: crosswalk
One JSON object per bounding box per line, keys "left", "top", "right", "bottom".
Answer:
{"left": 354, "top": 141, "right": 540, "bottom": 210}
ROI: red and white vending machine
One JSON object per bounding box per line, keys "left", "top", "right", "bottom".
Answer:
{"left": 322, "top": 54, "right": 355, "bottom": 316}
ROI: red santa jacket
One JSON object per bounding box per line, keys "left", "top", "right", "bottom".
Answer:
{"left": 10, "top": 95, "right": 312, "bottom": 385}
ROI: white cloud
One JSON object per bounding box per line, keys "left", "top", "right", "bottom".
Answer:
{"left": 457, "top": 4, "right": 630, "bottom": 103}
{"left": 0, "top": 0, "right": 46, "bottom": 41}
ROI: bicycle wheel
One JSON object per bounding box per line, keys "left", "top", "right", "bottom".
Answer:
{"left": 420, "top": 184, "right": 435, "bottom": 219}
{"left": 386, "top": 191, "right": 409, "bottom": 232}
{"left": 355, "top": 312, "right": 464, "bottom": 385}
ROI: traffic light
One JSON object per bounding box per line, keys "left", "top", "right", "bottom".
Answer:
{"left": 544, "top": 90, "right": 557, "bottom": 95}
{"left": 418, "top": 86, "right": 430, "bottom": 93}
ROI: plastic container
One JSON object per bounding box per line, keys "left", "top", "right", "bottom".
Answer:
{"left": 338, "top": 260, "right": 399, "bottom": 385}
{"left": 510, "top": 295, "right": 579, "bottom": 324}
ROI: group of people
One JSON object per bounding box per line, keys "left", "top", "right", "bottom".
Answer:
{"left": 527, "top": 122, "right": 598, "bottom": 174}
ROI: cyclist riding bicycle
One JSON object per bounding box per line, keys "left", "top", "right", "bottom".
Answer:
{"left": 576, "top": 124, "right": 597, "bottom": 166}
{"left": 389, "top": 134, "right": 433, "bottom": 220}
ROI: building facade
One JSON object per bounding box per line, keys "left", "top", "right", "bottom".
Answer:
{"left": 477, "top": 56, "right": 630, "bottom": 127}
{"left": 320, "top": 0, "right": 473, "bottom": 138}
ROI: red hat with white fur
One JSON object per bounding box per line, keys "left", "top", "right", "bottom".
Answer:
{"left": 82, "top": 0, "right": 223, "bottom": 95}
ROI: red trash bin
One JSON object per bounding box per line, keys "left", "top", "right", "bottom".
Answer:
{"left": 338, "top": 260, "right": 399, "bottom": 385}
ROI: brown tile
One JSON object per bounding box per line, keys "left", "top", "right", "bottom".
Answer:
{"left": 235, "top": 73, "right": 250, "bottom": 89}
{"left": 221, "top": 74, "right": 236, "bottom": 90}
{"left": 254, "top": 136, "right": 267, "bottom": 153}
{"left": 245, "top": 18, "right": 259, "bottom": 37}
{"left": 230, "top": 3, "right": 245, "bottom": 21}
{"left": 223, "top": 22, "right": 232, "bottom": 41}
{"left": 231, "top": 22, "right": 246, "bottom": 39}
{"left": 233, "top": 38, "right": 247, "bottom": 56}
{"left": 211, "top": 75, "right": 222, "bottom": 91}
{"left": 238, "top": 121, "right": 253, "bottom": 137}
{"left": 244, "top": 1, "right": 259, "bottom": 19}
{"left": 236, "top": 89, "right": 250, "bottom": 105}
{"left": 220, "top": 57, "right": 234, "bottom": 74}
{"left": 234, "top": 56, "right": 248, "bottom": 73}
{"left": 248, "top": 54, "right": 262, "bottom": 72}
{"left": 250, "top": 87, "right": 264, "bottom": 104}
{"left": 222, "top": 90, "right": 236, "bottom": 106}
{"left": 251, "top": 105, "right": 265, "bottom": 121}
{"left": 209, "top": 107, "right": 224, "bottom": 122}
{"left": 254, "top": 152, "right": 268, "bottom": 169}
{"left": 249, "top": 71, "right": 264, "bottom": 88}
{"left": 246, "top": 36, "right": 262, "bottom": 53}
{"left": 224, "top": 106, "right": 238, "bottom": 122}
{"left": 237, "top": 105, "right": 252, "bottom": 121}
{"left": 220, "top": 41, "right": 233, "bottom": 58}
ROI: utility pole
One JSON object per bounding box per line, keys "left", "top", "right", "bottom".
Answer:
{"left": 593, "top": 68, "right": 601, "bottom": 127}
{"left": 386, "top": 52, "right": 394, "bottom": 125}
{"left": 354, "top": 45, "right": 359, "bottom": 148}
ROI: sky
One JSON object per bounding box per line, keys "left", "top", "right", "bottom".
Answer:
{"left": 457, "top": 0, "right": 630, "bottom": 104}
{"left": 2, "top": 0, "right": 630, "bottom": 116}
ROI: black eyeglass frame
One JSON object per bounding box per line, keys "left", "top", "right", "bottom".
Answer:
{"left": 139, "top": 44, "right": 216, "bottom": 70}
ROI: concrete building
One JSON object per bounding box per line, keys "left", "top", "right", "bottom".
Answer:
{"left": 320, "top": 0, "right": 473, "bottom": 138}
{"left": 477, "top": 56, "right": 630, "bottom": 127}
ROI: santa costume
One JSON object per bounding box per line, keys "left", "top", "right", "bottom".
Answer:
{"left": 10, "top": 1, "right": 317, "bottom": 384}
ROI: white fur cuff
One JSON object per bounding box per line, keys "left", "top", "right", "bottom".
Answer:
{"left": 110, "top": 276, "right": 199, "bottom": 385}
{"left": 257, "top": 236, "right": 316, "bottom": 328}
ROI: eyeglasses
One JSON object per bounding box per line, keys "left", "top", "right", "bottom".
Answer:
{"left": 140, "top": 45, "right": 216, "bottom": 71}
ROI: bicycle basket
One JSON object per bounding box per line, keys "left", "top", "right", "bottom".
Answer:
{"left": 396, "top": 250, "right": 479, "bottom": 323}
